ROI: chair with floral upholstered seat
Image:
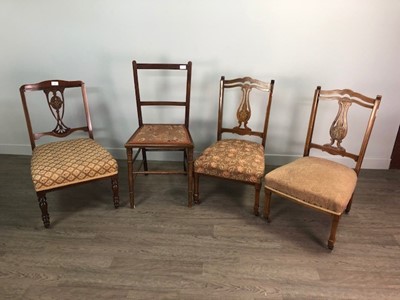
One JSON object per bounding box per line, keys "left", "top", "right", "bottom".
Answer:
{"left": 125, "top": 61, "right": 194, "bottom": 208}
{"left": 20, "top": 80, "right": 119, "bottom": 228}
{"left": 194, "top": 76, "right": 275, "bottom": 215}
{"left": 264, "top": 86, "right": 381, "bottom": 249}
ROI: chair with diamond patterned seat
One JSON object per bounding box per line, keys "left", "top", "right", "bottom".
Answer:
{"left": 20, "top": 80, "right": 119, "bottom": 228}
{"left": 263, "top": 86, "right": 381, "bottom": 249}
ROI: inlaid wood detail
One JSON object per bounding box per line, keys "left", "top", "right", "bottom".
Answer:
{"left": 234, "top": 85, "right": 252, "bottom": 133}
{"left": 44, "top": 89, "right": 71, "bottom": 136}
{"left": 324, "top": 99, "right": 352, "bottom": 151}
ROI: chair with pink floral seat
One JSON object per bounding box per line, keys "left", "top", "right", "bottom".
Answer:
{"left": 194, "top": 76, "right": 275, "bottom": 215}
{"left": 125, "top": 61, "right": 194, "bottom": 208}
{"left": 20, "top": 80, "right": 119, "bottom": 228}
{"left": 264, "top": 86, "right": 381, "bottom": 250}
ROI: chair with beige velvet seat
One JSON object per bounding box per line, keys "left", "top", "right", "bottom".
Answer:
{"left": 264, "top": 86, "right": 381, "bottom": 249}
{"left": 194, "top": 76, "right": 275, "bottom": 215}
{"left": 20, "top": 80, "right": 119, "bottom": 228}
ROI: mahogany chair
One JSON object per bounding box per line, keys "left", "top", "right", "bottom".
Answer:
{"left": 194, "top": 76, "right": 275, "bottom": 215}
{"left": 264, "top": 86, "right": 381, "bottom": 249}
{"left": 20, "top": 80, "right": 119, "bottom": 228}
{"left": 125, "top": 61, "right": 194, "bottom": 208}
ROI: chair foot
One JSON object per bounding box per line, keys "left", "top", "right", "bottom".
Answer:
{"left": 42, "top": 216, "right": 50, "bottom": 228}
{"left": 327, "top": 240, "right": 334, "bottom": 250}
{"left": 193, "top": 193, "right": 200, "bottom": 205}
{"left": 128, "top": 189, "right": 135, "bottom": 208}
{"left": 264, "top": 216, "right": 271, "bottom": 223}
{"left": 253, "top": 207, "right": 260, "bottom": 216}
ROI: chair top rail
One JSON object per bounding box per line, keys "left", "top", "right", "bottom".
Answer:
{"left": 223, "top": 77, "right": 273, "bottom": 92}
{"left": 319, "top": 88, "right": 381, "bottom": 109}
{"left": 20, "top": 80, "right": 83, "bottom": 92}
{"left": 133, "top": 61, "right": 191, "bottom": 70}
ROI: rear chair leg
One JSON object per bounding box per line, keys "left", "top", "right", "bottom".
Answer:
{"left": 142, "top": 148, "right": 149, "bottom": 174}
{"left": 345, "top": 194, "right": 354, "bottom": 213}
{"left": 254, "top": 183, "right": 261, "bottom": 216}
{"left": 264, "top": 188, "right": 272, "bottom": 223}
{"left": 193, "top": 172, "right": 200, "bottom": 204}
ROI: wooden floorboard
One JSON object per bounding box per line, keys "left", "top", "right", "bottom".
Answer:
{"left": 0, "top": 154, "right": 399, "bottom": 299}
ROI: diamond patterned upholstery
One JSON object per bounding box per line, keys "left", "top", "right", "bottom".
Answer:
{"left": 31, "top": 138, "right": 118, "bottom": 192}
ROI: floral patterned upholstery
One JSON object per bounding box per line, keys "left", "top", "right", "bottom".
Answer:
{"left": 194, "top": 139, "right": 265, "bottom": 183}
{"left": 31, "top": 138, "right": 118, "bottom": 192}
{"left": 127, "top": 124, "right": 192, "bottom": 145}
{"left": 264, "top": 156, "right": 357, "bottom": 214}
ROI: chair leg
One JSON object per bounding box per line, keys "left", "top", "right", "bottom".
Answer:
{"left": 187, "top": 149, "right": 194, "bottom": 208}
{"left": 111, "top": 175, "right": 119, "bottom": 208}
{"left": 328, "top": 214, "right": 341, "bottom": 250}
{"left": 264, "top": 188, "right": 272, "bottom": 223}
{"left": 183, "top": 150, "right": 187, "bottom": 173}
{"left": 126, "top": 148, "right": 135, "bottom": 208}
{"left": 193, "top": 172, "right": 200, "bottom": 204}
{"left": 253, "top": 183, "right": 261, "bottom": 216}
{"left": 37, "top": 191, "right": 50, "bottom": 228}
{"left": 142, "top": 148, "right": 149, "bottom": 174}
{"left": 345, "top": 194, "right": 354, "bottom": 214}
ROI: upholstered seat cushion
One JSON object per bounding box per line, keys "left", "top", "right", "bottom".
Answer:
{"left": 126, "top": 124, "right": 192, "bottom": 146}
{"left": 31, "top": 138, "right": 118, "bottom": 192}
{"left": 264, "top": 156, "right": 357, "bottom": 214}
{"left": 194, "top": 139, "right": 265, "bottom": 183}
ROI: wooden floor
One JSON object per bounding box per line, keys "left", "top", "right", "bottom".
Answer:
{"left": 0, "top": 154, "right": 399, "bottom": 300}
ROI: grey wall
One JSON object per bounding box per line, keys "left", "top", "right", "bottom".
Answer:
{"left": 1, "top": 0, "right": 399, "bottom": 168}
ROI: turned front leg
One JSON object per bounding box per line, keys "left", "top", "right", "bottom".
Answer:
{"left": 328, "top": 215, "right": 341, "bottom": 250}
{"left": 111, "top": 175, "right": 119, "bottom": 208}
{"left": 37, "top": 191, "right": 50, "bottom": 228}
{"left": 187, "top": 148, "right": 194, "bottom": 208}
{"left": 126, "top": 147, "right": 135, "bottom": 208}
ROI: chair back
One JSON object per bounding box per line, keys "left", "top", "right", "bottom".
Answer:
{"left": 20, "top": 80, "right": 93, "bottom": 150}
{"left": 304, "top": 86, "right": 381, "bottom": 175}
{"left": 132, "top": 61, "right": 192, "bottom": 128}
{"left": 217, "top": 76, "right": 274, "bottom": 147}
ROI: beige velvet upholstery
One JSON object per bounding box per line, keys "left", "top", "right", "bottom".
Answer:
{"left": 265, "top": 157, "right": 357, "bottom": 214}
{"left": 31, "top": 138, "right": 118, "bottom": 192}
{"left": 263, "top": 86, "right": 381, "bottom": 249}
{"left": 194, "top": 139, "right": 265, "bottom": 183}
